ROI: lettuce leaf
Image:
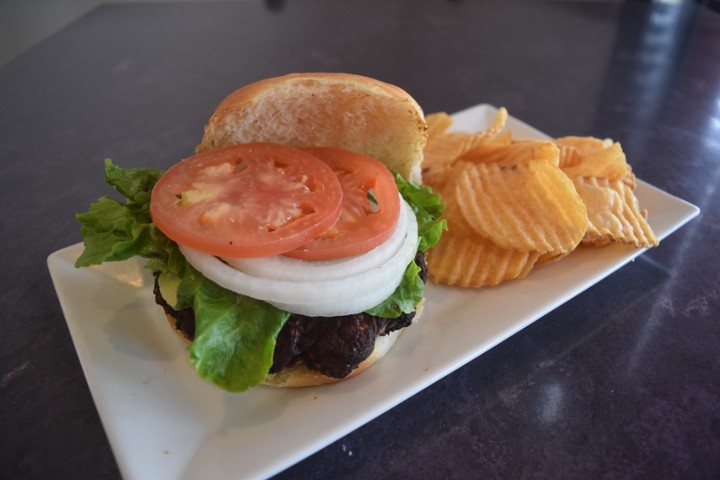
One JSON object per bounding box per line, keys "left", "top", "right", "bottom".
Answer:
{"left": 365, "top": 174, "right": 446, "bottom": 318}
{"left": 364, "top": 261, "right": 423, "bottom": 317}
{"left": 178, "top": 266, "right": 288, "bottom": 392}
{"left": 74, "top": 161, "right": 445, "bottom": 391}
{"left": 75, "top": 160, "right": 289, "bottom": 392}
{"left": 75, "top": 160, "right": 165, "bottom": 267}
{"left": 394, "top": 172, "right": 447, "bottom": 251}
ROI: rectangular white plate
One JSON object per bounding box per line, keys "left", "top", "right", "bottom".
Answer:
{"left": 48, "top": 105, "right": 700, "bottom": 480}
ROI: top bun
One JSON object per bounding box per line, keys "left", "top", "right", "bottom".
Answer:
{"left": 196, "top": 72, "right": 427, "bottom": 184}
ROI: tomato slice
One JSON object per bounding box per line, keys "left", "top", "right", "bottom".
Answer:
{"left": 150, "top": 143, "right": 343, "bottom": 258}
{"left": 284, "top": 147, "right": 401, "bottom": 261}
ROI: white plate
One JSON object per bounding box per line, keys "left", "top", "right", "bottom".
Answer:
{"left": 48, "top": 105, "right": 699, "bottom": 480}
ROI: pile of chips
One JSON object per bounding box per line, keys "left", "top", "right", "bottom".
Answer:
{"left": 423, "top": 109, "right": 658, "bottom": 288}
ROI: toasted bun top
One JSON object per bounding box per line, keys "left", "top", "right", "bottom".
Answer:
{"left": 197, "top": 72, "right": 427, "bottom": 183}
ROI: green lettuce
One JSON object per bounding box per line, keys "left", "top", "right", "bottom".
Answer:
{"left": 75, "top": 161, "right": 445, "bottom": 392}
{"left": 178, "top": 267, "right": 288, "bottom": 392}
{"left": 75, "top": 160, "right": 288, "bottom": 393}
{"left": 366, "top": 174, "right": 446, "bottom": 318}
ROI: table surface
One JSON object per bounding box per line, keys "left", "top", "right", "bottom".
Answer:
{"left": 1, "top": 1, "right": 719, "bottom": 479}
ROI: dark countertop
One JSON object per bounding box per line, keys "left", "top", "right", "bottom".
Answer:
{"left": 1, "top": 1, "right": 718, "bottom": 479}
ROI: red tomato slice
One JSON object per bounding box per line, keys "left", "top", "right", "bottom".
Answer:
{"left": 284, "top": 147, "right": 401, "bottom": 261}
{"left": 150, "top": 143, "right": 343, "bottom": 258}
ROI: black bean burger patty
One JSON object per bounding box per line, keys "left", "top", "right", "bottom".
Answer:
{"left": 153, "top": 252, "right": 427, "bottom": 379}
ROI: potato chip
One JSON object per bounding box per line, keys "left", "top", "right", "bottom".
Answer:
{"left": 437, "top": 171, "right": 477, "bottom": 236}
{"left": 423, "top": 132, "right": 479, "bottom": 191}
{"left": 427, "top": 232, "right": 540, "bottom": 287}
{"left": 490, "top": 130, "right": 514, "bottom": 146}
{"left": 535, "top": 250, "right": 570, "bottom": 266}
{"left": 475, "top": 107, "right": 508, "bottom": 144}
{"left": 426, "top": 112, "right": 454, "bottom": 138}
{"left": 623, "top": 168, "right": 637, "bottom": 189}
{"left": 554, "top": 136, "right": 609, "bottom": 156}
{"left": 455, "top": 159, "right": 588, "bottom": 254}
{"left": 557, "top": 143, "right": 582, "bottom": 169}
{"left": 459, "top": 140, "right": 560, "bottom": 168}
{"left": 572, "top": 176, "right": 658, "bottom": 248}
{"left": 554, "top": 136, "right": 610, "bottom": 169}
{"left": 561, "top": 141, "right": 630, "bottom": 181}
{"left": 423, "top": 108, "right": 512, "bottom": 191}
{"left": 422, "top": 107, "right": 657, "bottom": 290}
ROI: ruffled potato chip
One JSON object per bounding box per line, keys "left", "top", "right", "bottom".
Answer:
{"left": 422, "top": 109, "right": 657, "bottom": 290}
{"left": 561, "top": 141, "right": 630, "bottom": 181}
{"left": 459, "top": 140, "right": 559, "bottom": 168}
{"left": 455, "top": 159, "right": 588, "bottom": 254}
{"left": 423, "top": 108, "right": 510, "bottom": 192}
{"left": 427, "top": 232, "right": 540, "bottom": 287}
{"left": 426, "top": 112, "right": 454, "bottom": 137}
{"left": 572, "top": 176, "right": 658, "bottom": 248}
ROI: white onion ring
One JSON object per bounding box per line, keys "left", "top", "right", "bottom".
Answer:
{"left": 223, "top": 198, "right": 409, "bottom": 281}
{"left": 179, "top": 200, "right": 419, "bottom": 316}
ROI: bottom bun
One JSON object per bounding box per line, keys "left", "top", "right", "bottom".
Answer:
{"left": 163, "top": 300, "right": 424, "bottom": 388}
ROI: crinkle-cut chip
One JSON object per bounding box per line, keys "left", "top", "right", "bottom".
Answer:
{"left": 423, "top": 108, "right": 511, "bottom": 190}
{"left": 423, "top": 132, "right": 478, "bottom": 191}
{"left": 440, "top": 178, "right": 477, "bottom": 236}
{"left": 554, "top": 136, "right": 610, "bottom": 157}
{"left": 459, "top": 141, "right": 559, "bottom": 168}
{"left": 623, "top": 169, "right": 637, "bottom": 189}
{"left": 557, "top": 144, "right": 582, "bottom": 169}
{"left": 426, "top": 112, "right": 454, "bottom": 138}
{"left": 572, "top": 176, "right": 659, "bottom": 248}
{"left": 561, "top": 142, "right": 630, "bottom": 181}
{"left": 455, "top": 159, "right": 588, "bottom": 254}
{"left": 535, "top": 250, "right": 570, "bottom": 267}
{"left": 491, "top": 130, "right": 513, "bottom": 146}
{"left": 555, "top": 136, "right": 610, "bottom": 169}
{"left": 425, "top": 131, "right": 479, "bottom": 165}
{"left": 427, "top": 232, "right": 540, "bottom": 287}
{"left": 476, "top": 107, "right": 509, "bottom": 144}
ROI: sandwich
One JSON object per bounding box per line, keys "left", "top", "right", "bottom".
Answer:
{"left": 75, "top": 73, "right": 445, "bottom": 392}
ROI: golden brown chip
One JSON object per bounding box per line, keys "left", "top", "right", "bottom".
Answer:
{"left": 436, "top": 170, "right": 477, "bottom": 236}
{"left": 427, "top": 232, "right": 540, "bottom": 287}
{"left": 555, "top": 136, "right": 609, "bottom": 169}
{"left": 423, "top": 108, "right": 512, "bottom": 191}
{"left": 623, "top": 168, "right": 637, "bottom": 189}
{"left": 423, "top": 132, "right": 479, "bottom": 191}
{"left": 535, "top": 250, "right": 570, "bottom": 267}
{"left": 428, "top": 165, "right": 541, "bottom": 287}
{"left": 426, "top": 112, "right": 454, "bottom": 138}
{"left": 490, "top": 130, "right": 513, "bottom": 146}
{"left": 423, "top": 108, "right": 657, "bottom": 290}
{"left": 554, "top": 136, "right": 609, "bottom": 156}
{"left": 475, "top": 107, "right": 509, "bottom": 144}
{"left": 561, "top": 141, "right": 630, "bottom": 181}
{"left": 455, "top": 159, "right": 588, "bottom": 254}
{"left": 572, "top": 176, "right": 658, "bottom": 248}
{"left": 459, "top": 141, "right": 560, "bottom": 168}
{"left": 556, "top": 144, "right": 580, "bottom": 169}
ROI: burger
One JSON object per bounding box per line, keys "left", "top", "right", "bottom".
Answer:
{"left": 75, "top": 73, "right": 445, "bottom": 392}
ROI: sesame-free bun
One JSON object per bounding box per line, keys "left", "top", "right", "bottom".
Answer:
{"left": 196, "top": 72, "right": 427, "bottom": 183}
{"left": 172, "top": 73, "right": 428, "bottom": 389}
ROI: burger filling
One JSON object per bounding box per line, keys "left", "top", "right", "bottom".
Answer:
{"left": 155, "top": 252, "right": 428, "bottom": 379}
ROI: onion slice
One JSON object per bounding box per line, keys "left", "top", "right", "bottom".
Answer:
{"left": 223, "top": 196, "right": 409, "bottom": 281}
{"left": 179, "top": 200, "right": 419, "bottom": 317}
